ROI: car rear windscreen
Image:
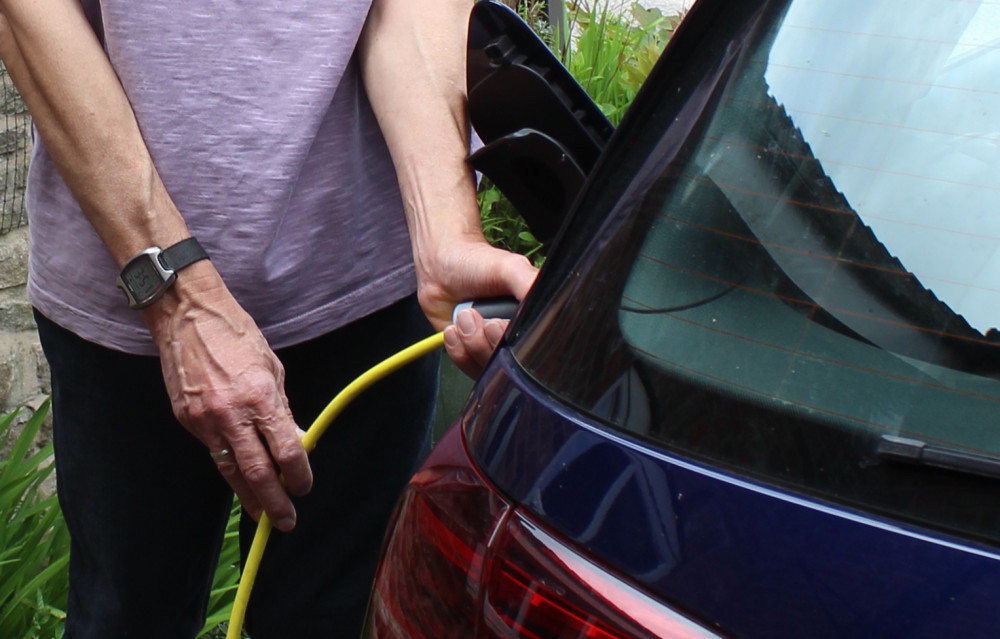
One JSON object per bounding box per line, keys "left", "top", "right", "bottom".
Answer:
{"left": 514, "top": 0, "right": 1000, "bottom": 546}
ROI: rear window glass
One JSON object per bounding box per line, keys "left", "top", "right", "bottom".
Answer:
{"left": 513, "top": 0, "right": 1000, "bottom": 545}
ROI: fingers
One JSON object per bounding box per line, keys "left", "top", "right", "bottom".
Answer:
{"left": 200, "top": 394, "right": 312, "bottom": 532}
{"left": 210, "top": 447, "right": 264, "bottom": 522}
{"left": 444, "top": 308, "right": 507, "bottom": 378}
{"left": 172, "top": 361, "right": 311, "bottom": 532}
{"left": 231, "top": 435, "right": 297, "bottom": 531}
{"left": 499, "top": 250, "right": 538, "bottom": 301}
{"left": 434, "top": 247, "right": 537, "bottom": 378}
{"left": 254, "top": 411, "right": 313, "bottom": 497}
{"left": 415, "top": 237, "right": 539, "bottom": 376}
{"left": 205, "top": 429, "right": 310, "bottom": 532}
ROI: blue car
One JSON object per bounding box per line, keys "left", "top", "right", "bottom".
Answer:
{"left": 366, "top": 0, "right": 1000, "bottom": 636}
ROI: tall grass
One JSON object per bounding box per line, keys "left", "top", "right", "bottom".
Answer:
{"left": 561, "top": 1, "right": 681, "bottom": 125}
{"left": 0, "top": 402, "right": 68, "bottom": 639}
{"left": 0, "top": 400, "right": 241, "bottom": 639}
{"left": 198, "top": 502, "right": 243, "bottom": 639}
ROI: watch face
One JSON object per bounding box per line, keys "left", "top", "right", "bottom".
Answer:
{"left": 120, "top": 254, "right": 169, "bottom": 306}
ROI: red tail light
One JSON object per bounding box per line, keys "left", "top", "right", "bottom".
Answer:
{"left": 365, "top": 427, "right": 721, "bottom": 639}
{"left": 482, "top": 516, "right": 719, "bottom": 639}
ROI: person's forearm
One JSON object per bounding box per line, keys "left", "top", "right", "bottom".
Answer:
{"left": 358, "top": 0, "right": 482, "bottom": 266}
{"left": 0, "top": 0, "right": 190, "bottom": 263}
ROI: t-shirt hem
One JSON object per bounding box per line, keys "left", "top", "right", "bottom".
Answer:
{"left": 28, "top": 264, "right": 417, "bottom": 357}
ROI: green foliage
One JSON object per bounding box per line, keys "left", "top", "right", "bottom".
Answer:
{"left": 562, "top": 1, "right": 680, "bottom": 125}
{"left": 478, "top": 177, "right": 544, "bottom": 266}
{"left": 477, "top": 0, "right": 678, "bottom": 256}
{"left": 198, "top": 501, "right": 243, "bottom": 638}
{"left": 0, "top": 398, "right": 242, "bottom": 639}
{"left": 0, "top": 401, "right": 69, "bottom": 639}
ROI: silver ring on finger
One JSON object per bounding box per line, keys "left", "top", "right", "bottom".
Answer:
{"left": 209, "top": 448, "right": 233, "bottom": 462}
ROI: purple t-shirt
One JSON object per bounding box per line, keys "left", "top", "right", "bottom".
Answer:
{"left": 26, "top": 0, "right": 416, "bottom": 355}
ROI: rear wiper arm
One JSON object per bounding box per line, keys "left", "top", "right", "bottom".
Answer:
{"left": 877, "top": 435, "right": 1000, "bottom": 481}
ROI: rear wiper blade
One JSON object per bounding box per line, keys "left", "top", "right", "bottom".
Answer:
{"left": 877, "top": 435, "right": 1000, "bottom": 481}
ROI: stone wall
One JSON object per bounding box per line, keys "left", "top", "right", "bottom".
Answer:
{"left": 0, "top": 226, "right": 48, "bottom": 415}
{"left": 0, "top": 64, "right": 48, "bottom": 420}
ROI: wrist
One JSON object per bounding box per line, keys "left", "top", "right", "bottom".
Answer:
{"left": 138, "top": 259, "right": 229, "bottom": 333}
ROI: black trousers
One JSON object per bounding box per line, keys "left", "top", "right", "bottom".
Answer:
{"left": 37, "top": 295, "right": 439, "bottom": 639}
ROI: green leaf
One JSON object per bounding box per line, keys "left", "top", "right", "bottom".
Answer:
{"left": 0, "top": 401, "right": 71, "bottom": 639}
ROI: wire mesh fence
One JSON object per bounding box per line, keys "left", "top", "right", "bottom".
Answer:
{"left": 0, "top": 62, "right": 30, "bottom": 235}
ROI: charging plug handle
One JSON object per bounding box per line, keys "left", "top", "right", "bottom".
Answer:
{"left": 452, "top": 297, "right": 520, "bottom": 324}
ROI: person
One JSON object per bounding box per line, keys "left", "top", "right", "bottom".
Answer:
{"left": 0, "top": 0, "right": 537, "bottom": 637}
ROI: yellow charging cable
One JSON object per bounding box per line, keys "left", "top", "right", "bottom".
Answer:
{"left": 225, "top": 331, "right": 446, "bottom": 639}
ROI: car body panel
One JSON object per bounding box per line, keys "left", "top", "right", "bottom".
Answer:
{"left": 464, "top": 351, "right": 1000, "bottom": 638}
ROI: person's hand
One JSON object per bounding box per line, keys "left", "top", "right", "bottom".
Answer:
{"left": 415, "top": 237, "right": 538, "bottom": 377}
{"left": 142, "top": 262, "right": 312, "bottom": 532}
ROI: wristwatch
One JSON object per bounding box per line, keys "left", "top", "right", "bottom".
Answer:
{"left": 116, "top": 237, "right": 210, "bottom": 309}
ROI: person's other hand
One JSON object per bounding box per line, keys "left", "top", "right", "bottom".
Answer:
{"left": 415, "top": 238, "right": 537, "bottom": 377}
{"left": 142, "top": 261, "right": 312, "bottom": 532}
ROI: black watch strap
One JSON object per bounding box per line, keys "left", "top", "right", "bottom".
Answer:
{"left": 158, "top": 237, "right": 209, "bottom": 272}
